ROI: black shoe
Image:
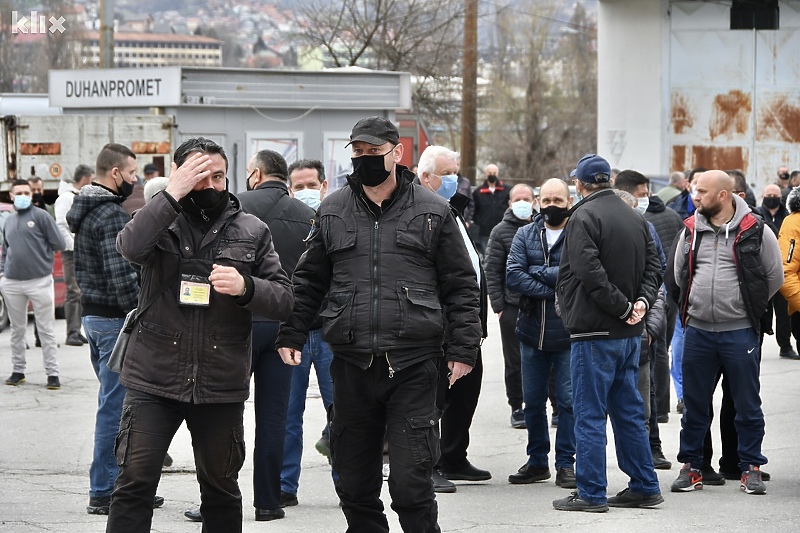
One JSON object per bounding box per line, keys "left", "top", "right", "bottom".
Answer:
{"left": 432, "top": 470, "right": 457, "bottom": 493}
{"left": 5, "top": 372, "right": 26, "bottom": 385}
{"left": 153, "top": 496, "right": 164, "bottom": 508}
{"left": 508, "top": 464, "right": 550, "bottom": 484}
{"left": 553, "top": 491, "right": 608, "bottom": 512}
{"left": 657, "top": 413, "right": 669, "bottom": 423}
{"left": 441, "top": 461, "right": 492, "bottom": 481}
{"left": 510, "top": 408, "right": 526, "bottom": 429}
{"left": 184, "top": 507, "right": 202, "bottom": 522}
{"left": 46, "top": 376, "right": 60, "bottom": 390}
{"left": 651, "top": 446, "right": 672, "bottom": 470}
{"left": 78, "top": 333, "right": 88, "bottom": 343}
{"left": 255, "top": 507, "right": 285, "bottom": 521}
{"left": 780, "top": 348, "right": 800, "bottom": 360}
{"left": 65, "top": 332, "right": 85, "bottom": 346}
{"left": 720, "top": 468, "right": 770, "bottom": 481}
{"left": 35, "top": 338, "right": 41, "bottom": 348}
{"left": 280, "top": 491, "right": 299, "bottom": 507}
{"left": 700, "top": 467, "right": 726, "bottom": 486}
{"left": 551, "top": 413, "right": 559, "bottom": 428}
{"left": 607, "top": 488, "right": 664, "bottom": 508}
{"left": 163, "top": 452, "right": 173, "bottom": 467}
{"left": 87, "top": 496, "right": 111, "bottom": 515}
{"left": 555, "top": 467, "right": 576, "bottom": 488}
{"left": 676, "top": 399, "right": 684, "bottom": 414}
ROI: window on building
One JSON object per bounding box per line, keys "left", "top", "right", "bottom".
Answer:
{"left": 731, "top": 0, "right": 779, "bottom": 30}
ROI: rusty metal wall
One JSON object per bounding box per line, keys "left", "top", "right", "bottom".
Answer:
{"left": 669, "top": 1, "right": 800, "bottom": 191}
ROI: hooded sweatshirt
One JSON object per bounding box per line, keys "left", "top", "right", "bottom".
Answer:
{"left": 674, "top": 194, "right": 783, "bottom": 331}
{"left": 67, "top": 183, "right": 139, "bottom": 317}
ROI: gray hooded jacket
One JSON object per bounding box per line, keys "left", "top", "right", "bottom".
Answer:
{"left": 674, "top": 194, "right": 783, "bottom": 331}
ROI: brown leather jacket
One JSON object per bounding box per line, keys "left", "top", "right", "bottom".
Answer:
{"left": 116, "top": 192, "right": 293, "bottom": 403}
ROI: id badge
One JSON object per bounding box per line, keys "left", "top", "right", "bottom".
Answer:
{"left": 179, "top": 274, "right": 211, "bottom": 307}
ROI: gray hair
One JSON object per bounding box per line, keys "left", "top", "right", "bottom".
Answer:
{"left": 669, "top": 171, "right": 686, "bottom": 186}
{"left": 613, "top": 188, "right": 637, "bottom": 208}
{"left": 418, "top": 146, "right": 459, "bottom": 176}
{"left": 144, "top": 177, "right": 169, "bottom": 203}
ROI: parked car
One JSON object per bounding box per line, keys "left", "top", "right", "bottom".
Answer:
{"left": 0, "top": 203, "right": 66, "bottom": 331}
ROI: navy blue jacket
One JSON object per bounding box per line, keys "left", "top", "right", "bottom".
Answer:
{"left": 506, "top": 214, "right": 569, "bottom": 351}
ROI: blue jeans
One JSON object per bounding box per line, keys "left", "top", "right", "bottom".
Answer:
{"left": 571, "top": 337, "right": 660, "bottom": 504}
{"left": 83, "top": 315, "right": 127, "bottom": 498}
{"left": 251, "top": 321, "right": 293, "bottom": 510}
{"left": 520, "top": 342, "right": 574, "bottom": 469}
{"left": 678, "top": 326, "right": 766, "bottom": 471}
{"left": 280, "top": 328, "right": 336, "bottom": 496}
{"left": 671, "top": 318, "right": 685, "bottom": 401}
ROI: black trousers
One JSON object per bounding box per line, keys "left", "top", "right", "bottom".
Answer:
{"left": 772, "top": 292, "right": 800, "bottom": 352}
{"left": 498, "top": 305, "right": 523, "bottom": 410}
{"left": 330, "top": 355, "right": 440, "bottom": 533}
{"left": 106, "top": 389, "right": 246, "bottom": 533}
{"left": 656, "top": 300, "right": 678, "bottom": 416}
{"left": 251, "top": 321, "right": 293, "bottom": 510}
{"left": 435, "top": 348, "right": 484, "bottom": 470}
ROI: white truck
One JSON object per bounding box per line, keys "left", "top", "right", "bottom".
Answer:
{"left": 1, "top": 114, "right": 174, "bottom": 196}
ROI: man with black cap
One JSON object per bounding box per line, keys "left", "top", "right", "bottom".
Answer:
{"left": 122, "top": 162, "right": 159, "bottom": 215}
{"left": 277, "top": 116, "right": 481, "bottom": 532}
{"left": 552, "top": 154, "right": 663, "bottom": 513}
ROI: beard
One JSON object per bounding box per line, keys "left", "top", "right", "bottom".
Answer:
{"left": 698, "top": 201, "right": 721, "bottom": 220}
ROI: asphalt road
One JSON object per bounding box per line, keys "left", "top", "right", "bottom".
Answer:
{"left": 2, "top": 315, "right": 800, "bottom": 532}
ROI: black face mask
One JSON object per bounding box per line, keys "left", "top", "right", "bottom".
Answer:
{"left": 351, "top": 151, "right": 392, "bottom": 187}
{"left": 540, "top": 205, "right": 570, "bottom": 227}
{"left": 487, "top": 174, "right": 498, "bottom": 184}
{"left": 246, "top": 169, "right": 257, "bottom": 191}
{"left": 762, "top": 196, "right": 782, "bottom": 210}
{"left": 117, "top": 180, "right": 135, "bottom": 199}
{"left": 32, "top": 193, "right": 44, "bottom": 206}
{"left": 180, "top": 188, "right": 229, "bottom": 220}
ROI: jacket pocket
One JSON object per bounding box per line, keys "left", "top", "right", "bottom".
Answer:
{"left": 131, "top": 320, "right": 182, "bottom": 388}
{"left": 321, "top": 213, "right": 356, "bottom": 253}
{"left": 396, "top": 211, "right": 443, "bottom": 253}
{"left": 204, "top": 328, "right": 251, "bottom": 395}
{"left": 320, "top": 287, "right": 356, "bottom": 345}
{"left": 215, "top": 241, "right": 257, "bottom": 273}
{"left": 396, "top": 282, "right": 443, "bottom": 340}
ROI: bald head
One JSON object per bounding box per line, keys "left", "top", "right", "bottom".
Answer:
{"left": 540, "top": 178, "right": 570, "bottom": 198}
{"left": 509, "top": 183, "right": 534, "bottom": 204}
{"left": 695, "top": 170, "right": 736, "bottom": 222}
{"left": 763, "top": 184, "right": 781, "bottom": 198}
{"left": 698, "top": 170, "right": 734, "bottom": 195}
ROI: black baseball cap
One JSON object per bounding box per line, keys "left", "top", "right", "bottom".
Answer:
{"left": 346, "top": 116, "right": 400, "bottom": 147}
{"left": 143, "top": 163, "right": 158, "bottom": 174}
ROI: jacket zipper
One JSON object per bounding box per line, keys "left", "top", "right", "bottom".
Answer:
{"left": 537, "top": 227, "right": 548, "bottom": 350}
{"left": 385, "top": 352, "right": 395, "bottom": 378}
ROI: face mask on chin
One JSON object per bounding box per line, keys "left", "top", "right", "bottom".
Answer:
{"left": 117, "top": 179, "right": 135, "bottom": 199}
{"left": 352, "top": 149, "right": 393, "bottom": 187}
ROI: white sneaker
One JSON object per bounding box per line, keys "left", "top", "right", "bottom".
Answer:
{"left": 382, "top": 463, "right": 390, "bottom": 481}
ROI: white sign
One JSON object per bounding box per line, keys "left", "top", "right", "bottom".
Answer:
{"left": 49, "top": 67, "right": 182, "bottom": 108}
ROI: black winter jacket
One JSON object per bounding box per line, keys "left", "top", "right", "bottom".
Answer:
{"left": 557, "top": 189, "right": 662, "bottom": 340}
{"left": 450, "top": 192, "right": 488, "bottom": 339}
{"left": 115, "top": 192, "right": 294, "bottom": 403}
{"left": 472, "top": 179, "right": 510, "bottom": 237}
{"left": 506, "top": 215, "right": 570, "bottom": 351}
{"left": 277, "top": 168, "right": 482, "bottom": 371}
{"left": 238, "top": 181, "right": 315, "bottom": 323}
{"left": 644, "top": 195, "right": 685, "bottom": 257}
{"left": 484, "top": 209, "right": 530, "bottom": 312}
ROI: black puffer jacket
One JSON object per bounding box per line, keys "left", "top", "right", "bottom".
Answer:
{"left": 277, "top": 168, "right": 482, "bottom": 371}
{"left": 484, "top": 209, "right": 530, "bottom": 312}
{"left": 506, "top": 215, "right": 569, "bottom": 351}
{"left": 644, "top": 195, "right": 685, "bottom": 255}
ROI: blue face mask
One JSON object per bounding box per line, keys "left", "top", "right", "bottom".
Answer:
{"left": 436, "top": 174, "right": 459, "bottom": 200}
{"left": 13, "top": 194, "right": 32, "bottom": 210}
{"left": 294, "top": 188, "right": 322, "bottom": 210}
{"left": 511, "top": 200, "right": 533, "bottom": 220}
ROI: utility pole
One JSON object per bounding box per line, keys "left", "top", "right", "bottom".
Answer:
{"left": 461, "top": 0, "right": 478, "bottom": 185}
{"left": 99, "top": 0, "right": 114, "bottom": 68}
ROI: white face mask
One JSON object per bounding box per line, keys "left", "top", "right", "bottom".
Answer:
{"left": 636, "top": 196, "right": 649, "bottom": 215}
{"left": 294, "top": 188, "right": 321, "bottom": 210}
{"left": 511, "top": 200, "right": 533, "bottom": 220}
